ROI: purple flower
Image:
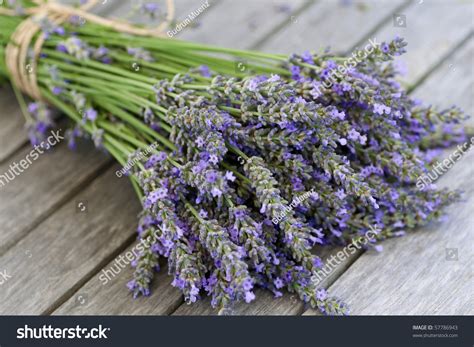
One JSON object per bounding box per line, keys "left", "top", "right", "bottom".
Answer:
{"left": 123, "top": 40, "right": 465, "bottom": 316}
{"left": 211, "top": 187, "right": 222, "bottom": 197}
{"left": 342, "top": 83, "right": 352, "bottom": 92}
{"left": 196, "top": 136, "right": 205, "bottom": 148}
{"left": 206, "top": 171, "right": 218, "bottom": 183}
{"left": 373, "top": 103, "right": 391, "bottom": 115}
{"left": 146, "top": 187, "right": 167, "bottom": 206}
{"left": 368, "top": 196, "right": 379, "bottom": 209}
{"left": 244, "top": 291, "right": 256, "bottom": 303}
{"left": 84, "top": 108, "right": 97, "bottom": 121}
{"left": 56, "top": 43, "right": 68, "bottom": 53}
{"left": 52, "top": 86, "right": 63, "bottom": 95}
{"left": 335, "top": 189, "right": 346, "bottom": 200}
{"left": 274, "top": 278, "right": 284, "bottom": 289}
{"left": 198, "top": 65, "right": 211, "bottom": 77}
{"left": 143, "top": 3, "right": 158, "bottom": 12}
{"left": 316, "top": 288, "right": 327, "bottom": 301}
{"left": 313, "top": 257, "right": 323, "bottom": 268}
{"left": 243, "top": 279, "right": 253, "bottom": 291}
{"left": 36, "top": 122, "right": 48, "bottom": 134}
{"left": 373, "top": 103, "right": 385, "bottom": 115}
{"left": 224, "top": 171, "right": 236, "bottom": 182}
{"left": 54, "top": 26, "right": 65, "bottom": 35}
{"left": 301, "top": 51, "right": 313, "bottom": 64}
{"left": 145, "top": 152, "right": 167, "bottom": 168}
{"left": 141, "top": 3, "right": 159, "bottom": 18}
{"left": 326, "top": 60, "right": 337, "bottom": 69}
{"left": 126, "top": 280, "right": 137, "bottom": 291}
{"left": 157, "top": 152, "right": 167, "bottom": 161}
{"left": 329, "top": 108, "right": 346, "bottom": 120}
{"left": 209, "top": 154, "right": 219, "bottom": 165}
{"left": 290, "top": 65, "right": 301, "bottom": 80}
{"left": 246, "top": 78, "right": 260, "bottom": 92}
{"left": 234, "top": 209, "right": 246, "bottom": 220}
{"left": 348, "top": 128, "right": 360, "bottom": 141}
{"left": 28, "top": 102, "right": 39, "bottom": 113}
{"left": 267, "top": 74, "right": 281, "bottom": 83}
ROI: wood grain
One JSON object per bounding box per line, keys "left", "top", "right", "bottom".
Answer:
{"left": 107, "top": 0, "right": 221, "bottom": 30}
{"left": 0, "top": 166, "right": 141, "bottom": 314}
{"left": 413, "top": 38, "right": 474, "bottom": 123}
{"left": 54, "top": 247, "right": 183, "bottom": 315}
{"left": 355, "top": 0, "right": 474, "bottom": 86}
{"left": 177, "top": 0, "right": 306, "bottom": 48}
{"left": 259, "top": 0, "right": 409, "bottom": 54}
{"left": 0, "top": 139, "right": 109, "bottom": 256}
{"left": 0, "top": 87, "right": 28, "bottom": 163}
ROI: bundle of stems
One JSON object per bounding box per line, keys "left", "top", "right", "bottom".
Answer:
{"left": 0, "top": 1, "right": 469, "bottom": 314}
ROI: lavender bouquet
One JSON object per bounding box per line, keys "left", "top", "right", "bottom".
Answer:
{"left": 0, "top": 0, "right": 470, "bottom": 315}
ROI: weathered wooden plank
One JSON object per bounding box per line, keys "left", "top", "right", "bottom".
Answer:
{"left": 413, "top": 38, "right": 474, "bottom": 125}
{"left": 303, "top": 38, "right": 474, "bottom": 315}
{"left": 0, "top": 140, "right": 109, "bottom": 256}
{"left": 0, "top": 87, "right": 27, "bottom": 163}
{"left": 105, "top": 0, "right": 221, "bottom": 27}
{"left": 259, "top": 0, "right": 409, "bottom": 54}
{"left": 54, "top": 248, "right": 183, "bottom": 315}
{"left": 107, "top": 0, "right": 307, "bottom": 49}
{"left": 262, "top": 0, "right": 473, "bottom": 89}
{"left": 0, "top": 166, "right": 141, "bottom": 314}
{"left": 177, "top": 0, "right": 306, "bottom": 48}
{"left": 353, "top": 0, "right": 474, "bottom": 86}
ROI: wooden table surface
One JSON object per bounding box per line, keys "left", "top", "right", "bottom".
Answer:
{"left": 0, "top": 0, "right": 472, "bottom": 315}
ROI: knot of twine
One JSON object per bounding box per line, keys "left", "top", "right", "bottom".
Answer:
{"left": 1, "top": 0, "right": 175, "bottom": 100}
